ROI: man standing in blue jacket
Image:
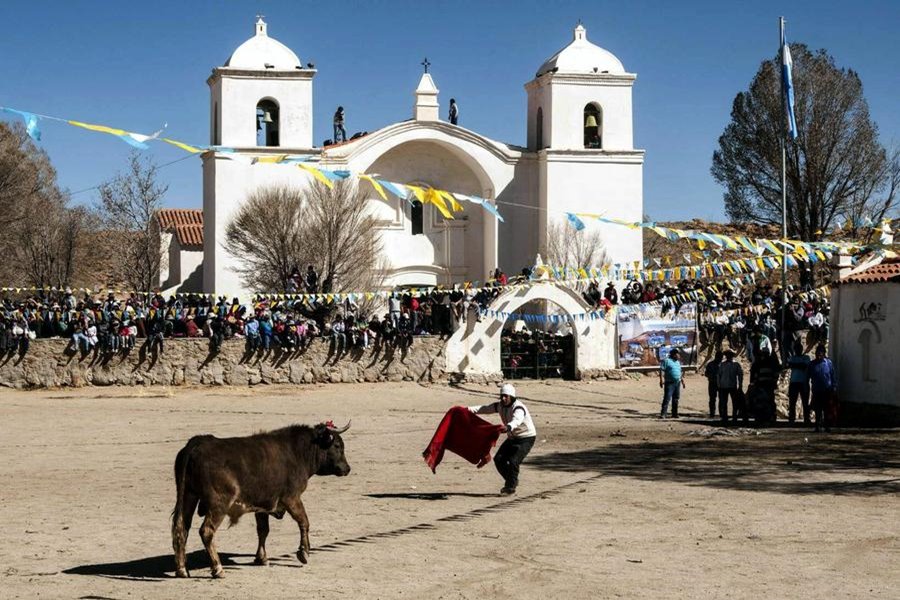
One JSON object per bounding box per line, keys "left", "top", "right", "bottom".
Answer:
{"left": 659, "top": 348, "right": 686, "bottom": 419}
{"left": 808, "top": 344, "right": 837, "bottom": 432}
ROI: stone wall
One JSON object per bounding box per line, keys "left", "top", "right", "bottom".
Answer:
{"left": 0, "top": 337, "right": 448, "bottom": 389}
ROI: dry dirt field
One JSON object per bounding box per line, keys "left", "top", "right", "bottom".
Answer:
{"left": 1, "top": 377, "right": 899, "bottom": 599}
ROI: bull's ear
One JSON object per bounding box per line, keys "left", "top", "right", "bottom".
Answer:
{"left": 314, "top": 424, "right": 334, "bottom": 448}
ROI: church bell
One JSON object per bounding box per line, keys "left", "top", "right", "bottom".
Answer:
{"left": 262, "top": 111, "right": 274, "bottom": 124}
{"left": 584, "top": 114, "right": 598, "bottom": 128}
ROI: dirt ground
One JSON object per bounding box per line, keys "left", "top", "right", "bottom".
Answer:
{"left": 1, "top": 376, "right": 898, "bottom": 599}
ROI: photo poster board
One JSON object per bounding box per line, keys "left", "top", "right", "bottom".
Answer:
{"left": 616, "top": 302, "right": 698, "bottom": 369}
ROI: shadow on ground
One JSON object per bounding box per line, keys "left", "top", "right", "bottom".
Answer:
{"left": 365, "top": 492, "right": 498, "bottom": 500}
{"left": 530, "top": 429, "right": 900, "bottom": 496}
{"left": 63, "top": 550, "right": 300, "bottom": 581}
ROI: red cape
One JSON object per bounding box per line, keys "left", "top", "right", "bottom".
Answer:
{"left": 423, "top": 406, "right": 503, "bottom": 473}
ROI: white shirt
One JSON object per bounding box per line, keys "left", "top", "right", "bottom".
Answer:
{"left": 469, "top": 399, "right": 537, "bottom": 439}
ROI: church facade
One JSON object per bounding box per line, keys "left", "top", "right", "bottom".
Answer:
{"left": 191, "top": 18, "right": 643, "bottom": 297}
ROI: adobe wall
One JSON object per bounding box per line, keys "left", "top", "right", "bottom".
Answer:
{"left": 0, "top": 337, "right": 447, "bottom": 389}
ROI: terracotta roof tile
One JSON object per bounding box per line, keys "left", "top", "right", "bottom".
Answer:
{"left": 156, "top": 208, "right": 203, "bottom": 230}
{"left": 174, "top": 224, "right": 203, "bottom": 248}
{"left": 841, "top": 259, "right": 900, "bottom": 284}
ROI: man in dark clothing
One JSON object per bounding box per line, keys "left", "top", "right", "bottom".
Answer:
{"left": 717, "top": 349, "right": 744, "bottom": 424}
{"left": 808, "top": 344, "right": 837, "bottom": 432}
{"left": 704, "top": 351, "right": 723, "bottom": 418}
{"left": 209, "top": 315, "right": 225, "bottom": 353}
{"left": 749, "top": 348, "right": 781, "bottom": 422}
{"left": 603, "top": 282, "right": 618, "bottom": 305}
{"left": 333, "top": 106, "right": 346, "bottom": 143}
{"left": 449, "top": 98, "right": 459, "bottom": 125}
{"left": 787, "top": 340, "right": 811, "bottom": 424}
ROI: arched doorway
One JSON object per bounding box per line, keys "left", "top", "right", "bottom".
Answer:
{"left": 501, "top": 299, "right": 576, "bottom": 379}
{"left": 364, "top": 139, "right": 490, "bottom": 286}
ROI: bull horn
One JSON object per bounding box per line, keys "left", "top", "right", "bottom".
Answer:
{"left": 326, "top": 420, "right": 351, "bottom": 434}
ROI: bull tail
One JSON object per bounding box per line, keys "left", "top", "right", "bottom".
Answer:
{"left": 171, "top": 438, "right": 198, "bottom": 576}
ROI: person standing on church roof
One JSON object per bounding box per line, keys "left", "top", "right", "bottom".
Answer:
{"left": 449, "top": 98, "right": 459, "bottom": 125}
{"left": 333, "top": 106, "right": 346, "bottom": 143}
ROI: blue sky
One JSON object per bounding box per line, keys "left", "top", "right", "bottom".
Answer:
{"left": 1, "top": 0, "right": 897, "bottom": 222}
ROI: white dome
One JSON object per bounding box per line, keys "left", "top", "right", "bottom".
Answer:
{"left": 225, "top": 18, "right": 301, "bottom": 70}
{"left": 536, "top": 24, "right": 625, "bottom": 77}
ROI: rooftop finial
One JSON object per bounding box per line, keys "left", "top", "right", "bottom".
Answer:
{"left": 421, "top": 57, "right": 431, "bottom": 74}
{"left": 574, "top": 22, "right": 586, "bottom": 41}
{"left": 255, "top": 14, "right": 267, "bottom": 36}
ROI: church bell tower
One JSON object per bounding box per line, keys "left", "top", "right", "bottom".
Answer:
{"left": 207, "top": 17, "right": 316, "bottom": 149}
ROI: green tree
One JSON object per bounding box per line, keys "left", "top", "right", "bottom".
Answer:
{"left": 712, "top": 44, "right": 897, "bottom": 250}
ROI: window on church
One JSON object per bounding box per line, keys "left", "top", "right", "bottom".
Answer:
{"left": 536, "top": 107, "right": 544, "bottom": 149}
{"left": 584, "top": 103, "right": 602, "bottom": 149}
{"left": 411, "top": 200, "right": 424, "bottom": 235}
{"left": 213, "top": 101, "right": 220, "bottom": 146}
{"left": 256, "top": 99, "right": 280, "bottom": 147}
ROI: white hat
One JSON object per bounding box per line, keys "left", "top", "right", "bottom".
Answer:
{"left": 500, "top": 383, "right": 517, "bottom": 398}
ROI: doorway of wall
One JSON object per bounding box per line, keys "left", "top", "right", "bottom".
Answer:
{"left": 500, "top": 300, "right": 576, "bottom": 379}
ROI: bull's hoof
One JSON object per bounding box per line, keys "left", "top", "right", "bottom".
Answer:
{"left": 253, "top": 556, "right": 269, "bottom": 566}
{"left": 175, "top": 568, "right": 189, "bottom": 578}
{"left": 297, "top": 548, "right": 309, "bottom": 564}
{"left": 211, "top": 566, "right": 225, "bottom": 579}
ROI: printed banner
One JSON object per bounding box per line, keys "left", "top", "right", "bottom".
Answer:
{"left": 617, "top": 302, "right": 698, "bottom": 369}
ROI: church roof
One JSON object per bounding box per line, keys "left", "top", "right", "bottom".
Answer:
{"left": 156, "top": 209, "right": 204, "bottom": 249}
{"left": 225, "top": 18, "right": 301, "bottom": 70}
{"left": 536, "top": 24, "right": 626, "bottom": 77}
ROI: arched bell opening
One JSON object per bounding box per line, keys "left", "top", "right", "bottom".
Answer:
{"left": 256, "top": 99, "right": 280, "bottom": 147}
{"left": 583, "top": 103, "right": 602, "bottom": 149}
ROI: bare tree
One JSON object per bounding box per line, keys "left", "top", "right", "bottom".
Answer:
{"left": 16, "top": 193, "right": 95, "bottom": 289}
{"left": 225, "top": 180, "right": 384, "bottom": 293}
{"left": 545, "top": 219, "right": 609, "bottom": 272}
{"left": 96, "top": 151, "right": 168, "bottom": 293}
{"left": 712, "top": 44, "right": 896, "bottom": 250}
{"left": 225, "top": 185, "right": 309, "bottom": 292}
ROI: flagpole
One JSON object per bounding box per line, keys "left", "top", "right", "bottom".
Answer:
{"left": 779, "top": 16, "right": 788, "bottom": 361}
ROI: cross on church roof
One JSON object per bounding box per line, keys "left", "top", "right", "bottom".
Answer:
{"left": 421, "top": 57, "right": 431, "bottom": 73}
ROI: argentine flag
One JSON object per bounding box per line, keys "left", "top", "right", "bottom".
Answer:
{"left": 781, "top": 41, "right": 799, "bottom": 140}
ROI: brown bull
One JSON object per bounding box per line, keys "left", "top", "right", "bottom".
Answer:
{"left": 171, "top": 421, "right": 351, "bottom": 578}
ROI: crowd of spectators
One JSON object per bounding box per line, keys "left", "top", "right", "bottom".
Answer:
{"left": 0, "top": 268, "right": 829, "bottom": 360}
{"left": 698, "top": 282, "right": 829, "bottom": 357}
{"left": 0, "top": 283, "right": 510, "bottom": 357}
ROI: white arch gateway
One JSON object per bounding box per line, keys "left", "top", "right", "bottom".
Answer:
{"left": 445, "top": 283, "right": 617, "bottom": 379}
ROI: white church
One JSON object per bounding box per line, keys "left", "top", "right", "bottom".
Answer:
{"left": 162, "top": 18, "right": 644, "bottom": 297}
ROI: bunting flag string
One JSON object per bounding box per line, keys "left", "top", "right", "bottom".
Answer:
{"left": 478, "top": 307, "right": 614, "bottom": 325}
{"left": 0, "top": 243, "right": 815, "bottom": 309}
{"left": 3, "top": 104, "right": 896, "bottom": 236}
{"left": 566, "top": 212, "right": 896, "bottom": 257}
{"left": 0, "top": 104, "right": 506, "bottom": 224}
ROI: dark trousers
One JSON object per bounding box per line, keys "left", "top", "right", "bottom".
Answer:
{"left": 812, "top": 390, "right": 831, "bottom": 431}
{"left": 708, "top": 382, "right": 718, "bottom": 417}
{"left": 788, "top": 382, "right": 810, "bottom": 423}
{"left": 494, "top": 436, "right": 535, "bottom": 490}
{"left": 718, "top": 388, "right": 746, "bottom": 424}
